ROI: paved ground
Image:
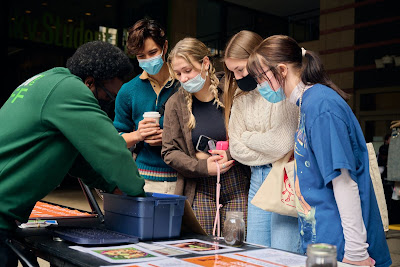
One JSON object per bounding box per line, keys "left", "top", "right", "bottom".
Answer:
{"left": 388, "top": 230, "right": 400, "bottom": 267}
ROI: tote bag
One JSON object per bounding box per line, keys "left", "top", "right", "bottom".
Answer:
{"left": 367, "top": 142, "right": 389, "bottom": 232}
{"left": 387, "top": 127, "right": 400, "bottom": 181}
{"left": 251, "top": 144, "right": 388, "bottom": 226}
{"left": 251, "top": 150, "right": 298, "bottom": 218}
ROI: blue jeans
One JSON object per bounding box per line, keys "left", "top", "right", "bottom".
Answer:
{"left": 271, "top": 212, "right": 301, "bottom": 253}
{"left": 246, "top": 164, "right": 272, "bottom": 247}
{"left": 247, "top": 165, "right": 301, "bottom": 253}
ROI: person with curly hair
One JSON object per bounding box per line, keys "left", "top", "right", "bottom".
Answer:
{"left": 114, "top": 18, "right": 179, "bottom": 194}
{"left": 162, "top": 37, "right": 250, "bottom": 235}
{"left": 67, "top": 40, "right": 134, "bottom": 119}
{"left": 0, "top": 41, "right": 145, "bottom": 266}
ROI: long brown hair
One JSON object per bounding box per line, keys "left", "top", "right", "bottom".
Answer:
{"left": 167, "top": 38, "right": 224, "bottom": 130}
{"left": 223, "top": 30, "right": 263, "bottom": 134}
{"left": 247, "top": 35, "right": 350, "bottom": 101}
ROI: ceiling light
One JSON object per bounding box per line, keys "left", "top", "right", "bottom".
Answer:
{"left": 394, "top": 56, "right": 400, "bottom": 67}
{"left": 375, "top": 59, "right": 384, "bottom": 69}
{"left": 382, "top": 55, "right": 393, "bottom": 65}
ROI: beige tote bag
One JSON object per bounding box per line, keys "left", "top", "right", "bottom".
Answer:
{"left": 366, "top": 143, "right": 389, "bottom": 232}
{"left": 251, "top": 150, "right": 298, "bottom": 218}
{"left": 251, "top": 144, "right": 388, "bottom": 226}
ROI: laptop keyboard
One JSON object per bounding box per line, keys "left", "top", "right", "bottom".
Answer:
{"left": 52, "top": 227, "right": 139, "bottom": 245}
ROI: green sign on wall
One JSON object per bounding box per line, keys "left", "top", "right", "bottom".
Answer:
{"left": 9, "top": 12, "right": 115, "bottom": 49}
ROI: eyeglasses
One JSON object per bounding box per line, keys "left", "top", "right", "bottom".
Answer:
{"left": 254, "top": 68, "right": 271, "bottom": 80}
{"left": 95, "top": 83, "right": 116, "bottom": 101}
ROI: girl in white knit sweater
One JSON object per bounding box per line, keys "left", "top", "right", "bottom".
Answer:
{"left": 223, "top": 31, "right": 300, "bottom": 252}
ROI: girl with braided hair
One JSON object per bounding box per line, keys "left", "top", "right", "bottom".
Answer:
{"left": 161, "top": 38, "right": 249, "bottom": 235}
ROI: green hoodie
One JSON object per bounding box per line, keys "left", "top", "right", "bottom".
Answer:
{"left": 0, "top": 67, "right": 145, "bottom": 230}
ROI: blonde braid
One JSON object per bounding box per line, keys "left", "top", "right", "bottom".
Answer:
{"left": 183, "top": 89, "right": 196, "bottom": 129}
{"left": 208, "top": 63, "right": 225, "bottom": 108}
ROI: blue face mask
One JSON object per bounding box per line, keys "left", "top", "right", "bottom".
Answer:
{"left": 138, "top": 50, "right": 164, "bottom": 75}
{"left": 257, "top": 80, "right": 286, "bottom": 103}
{"left": 181, "top": 64, "right": 207, "bottom": 93}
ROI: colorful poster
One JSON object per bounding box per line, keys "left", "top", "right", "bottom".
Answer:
{"left": 137, "top": 243, "right": 189, "bottom": 256}
{"left": 29, "top": 201, "right": 94, "bottom": 219}
{"left": 155, "top": 239, "right": 242, "bottom": 254}
{"left": 100, "top": 258, "right": 198, "bottom": 267}
{"left": 184, "top": 254, "right": 263, "bottom": 267}
{"left": 223, "top": 249, "right": 307, "bottom": 267}
{"left": 82, "top": 244, "right": 166, "bottom": 264}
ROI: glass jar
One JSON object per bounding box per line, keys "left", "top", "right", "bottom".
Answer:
{"left": 223, "top": 211, "right": 245, "bottom": 247}
{"left": 306, "top": 243, "right": 337, "bottom": 267}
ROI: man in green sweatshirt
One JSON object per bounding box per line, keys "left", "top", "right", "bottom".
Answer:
{"left": 0, "top": 41, "right": 145, "bottom": 266}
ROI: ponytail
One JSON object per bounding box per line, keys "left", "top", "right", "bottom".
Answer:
{"left": 247, "top": 35, "right": 350, "bottom": 101}
{"left": 301, "top": 50, "right": 350, "bottom": 101}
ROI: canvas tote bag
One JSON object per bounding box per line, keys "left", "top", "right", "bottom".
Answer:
{"left": 251, "top": 150, "right": 298, "bottom": 218}
{"left": 251, "top": 144, "right": 388, "bottom": 226}
{"left": 366, "top": 142, "right": 389, "bottom": 232}
{"left": 387, "top": 127, "right": 400, "bottom": 181}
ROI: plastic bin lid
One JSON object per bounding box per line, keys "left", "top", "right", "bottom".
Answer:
{"left": 150, "top": 193, "right": 183, "bottom": 198}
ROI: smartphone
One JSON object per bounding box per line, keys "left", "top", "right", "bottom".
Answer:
{"left": 196, "top": 135, "right": 216, "bottom": 154}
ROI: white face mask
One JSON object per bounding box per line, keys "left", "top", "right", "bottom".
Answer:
{"left": 181, "top": 64, "right": 207, "bottom": 93}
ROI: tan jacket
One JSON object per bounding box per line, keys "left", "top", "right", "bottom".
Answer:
{"left": 161, "top": 88, "right": 232, "bottom": 205}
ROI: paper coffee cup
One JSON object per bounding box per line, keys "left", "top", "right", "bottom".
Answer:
{"left": 143, "top": 111, "right": 161, "bottom": 124}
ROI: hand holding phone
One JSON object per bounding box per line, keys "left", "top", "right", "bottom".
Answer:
{"left": 196, "top": 135, "right": 217, "bottom": 154}
{"left": 207, "top": 156, "right": 234, "bottom": 176}
{"left": 208, "top": 140, "right": 217, "bottom": 155}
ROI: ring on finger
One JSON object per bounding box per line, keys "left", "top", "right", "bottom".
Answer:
{"left": 222, "top": 163, "right": 226, "bottom": 169}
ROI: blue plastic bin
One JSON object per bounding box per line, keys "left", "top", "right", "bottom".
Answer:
{"left": 102, "top": 192, "right": 186, "bottom": 241}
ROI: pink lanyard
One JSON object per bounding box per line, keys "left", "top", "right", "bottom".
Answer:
{"left": 212, "top": 162, "right": 222, "bottom": 237}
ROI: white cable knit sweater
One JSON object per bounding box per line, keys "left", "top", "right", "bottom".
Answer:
{"left": 228, "top": 89, "right": 299, "bottom": 166}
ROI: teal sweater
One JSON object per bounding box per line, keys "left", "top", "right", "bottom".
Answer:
{"left": 114, "top": 74, "right": 177, "bottom": 181}
{"left": 0, "top": 68, "right": 145, "bottom": 230}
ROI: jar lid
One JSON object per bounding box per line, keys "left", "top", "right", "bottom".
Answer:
{"left": 307, "top": 243, "right": 337, "bottom": 257}
{"left": 226, "top": 211, "right": 244, "bottom": 218}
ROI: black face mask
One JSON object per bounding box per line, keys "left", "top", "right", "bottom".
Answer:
{"left": 236, "top": 74, "right": 258, "bottom": 92}
{"left": 95, "top": 82, "right": 117, "bottom": 120}
{"left": 98, "top": 99, "right": 116, "bottom": 120}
